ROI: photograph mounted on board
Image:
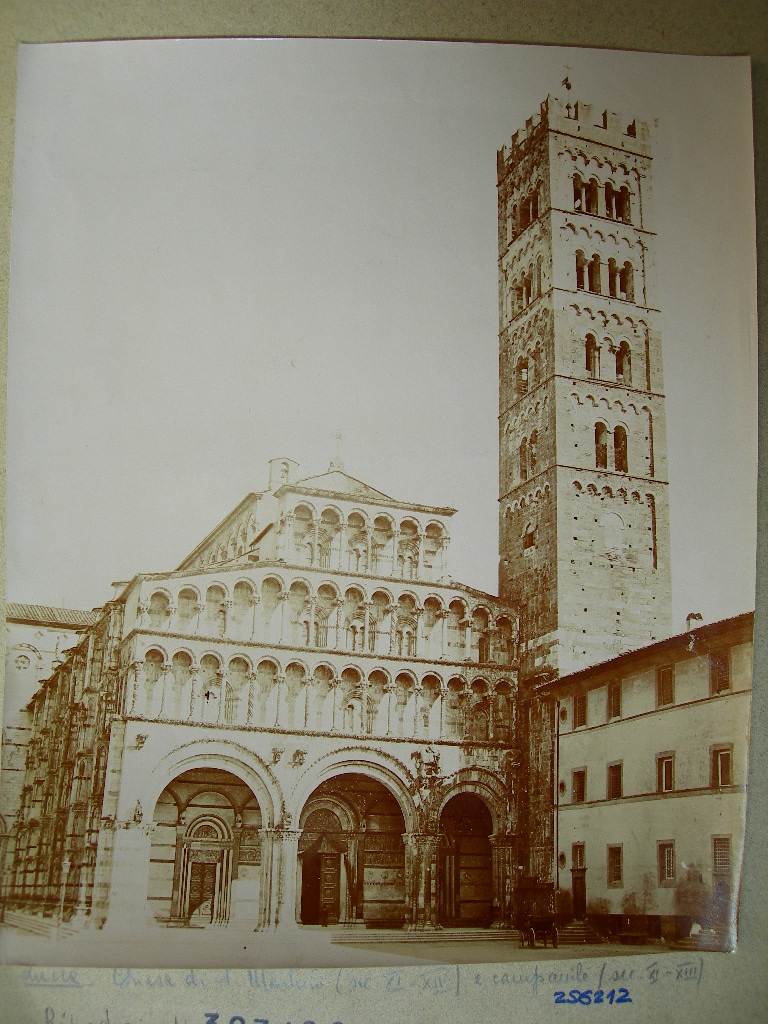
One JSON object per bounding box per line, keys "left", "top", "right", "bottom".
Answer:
{"left": 0, "top": 39, "right": 758, "bottom": 968}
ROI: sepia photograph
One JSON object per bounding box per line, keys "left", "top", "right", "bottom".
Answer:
{"left": 0, "top": 39, "right": 758, "bottom": 970}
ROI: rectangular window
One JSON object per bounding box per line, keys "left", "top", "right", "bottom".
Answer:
{"left": 710, "top": 651, "right": 731, "bottom": 695}
{"left": 657, "top": 666, "right": 674, "bottom": 707}
{"left": 574, "top": 693, "right": 587, "bottom": 728}
{"left": 607, "top": 680, "right": 622, "bottom": 720}
{"left": 657, "top": 754, "right": 674, "bottom": 793}
{"left": 713, "top": 837, "right": 731, "bottom": 875}
{"left": 711, "top": 747, "right": 732, "bottom": 788}
{"left": 572, "top": 769, "right": 586, "bottom": 804}
{"left": 658, "top": 841, "right": 675, "bottom": 885}
{"left": 607, "top": 845, "right": 623, "bottom": 887}
{"left": 607, "top": 762, "right": 623, "bottom": 800}
{"left": 572, "top": 843, "right": 585, "bottom": 869}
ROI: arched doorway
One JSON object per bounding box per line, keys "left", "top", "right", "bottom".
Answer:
{"left": 439, "top": 793, "right": 493, "bottom": 927}
{"left": 148, "top": 768, "right": 263, "bottom": 927}
{"left": 298, "top": 773, "right": 406, "bottom": 928}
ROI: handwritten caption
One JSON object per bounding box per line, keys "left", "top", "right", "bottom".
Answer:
{"left": 23, "top": 956, "right": 705, "bottom": 1024}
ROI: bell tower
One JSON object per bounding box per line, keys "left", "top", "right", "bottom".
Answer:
{"left": 497, "top": 92, "right": 673, "bottom": 676}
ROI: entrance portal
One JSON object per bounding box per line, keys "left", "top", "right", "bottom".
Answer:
{"left": 149, "top": 768, "right": 263, "bottom": 927}
{"left": 299, "top": 774, "right": 406, "bottom": 927}
{"left": 439, "top": 793, "right": 493, "bottom": 927}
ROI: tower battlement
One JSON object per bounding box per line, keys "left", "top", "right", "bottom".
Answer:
{"left": 497, "top": 94, "right": 655, "bottom": 181}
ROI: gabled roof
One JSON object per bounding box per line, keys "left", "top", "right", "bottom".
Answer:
{"left": 279, "top": 468, "right": 457, "bottom": 517}
{"left": 6, "top": 603, "right": 98, "bottom": 629}
{"left": 288, "top": 468, "right": 397, "bottom": 502}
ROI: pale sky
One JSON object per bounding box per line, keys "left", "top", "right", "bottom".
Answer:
{"left": 6, "top": 40, "right": 758, "bottom": 633}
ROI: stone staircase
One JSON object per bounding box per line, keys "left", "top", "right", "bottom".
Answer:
{"left": 554, "top": 920, "right": 606, "bottom": 945}
{"left": 672, "top": 924, "right": 733, "bottom": 952}
{"left": 1, "top": 909, "right": 79, "bottom": 938}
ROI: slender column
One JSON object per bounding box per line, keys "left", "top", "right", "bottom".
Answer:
{"left": 389, "top": 604, "right": 398, "bottom": 655}
{"left": 169, "top": 823, "right": 186, "bottom": 920}
{"left": 245, "top": 671, "right": 256, "bottom": 726}
{"left": 193, "top": 601, "right": 204, "bottom": 636}
{"left": 464, "top": 617, "right": 473, "bottom": 660}
{"left": 309, "top": 596, "right": 317, "bottom": 648}
{"left": 157, "top": 663, "right": 172, "bottom": 720}
{"left": 413, "top": 683, "right": 423, "bottom": 738}
{"left": 216, "top": 673, "right": 229, "bottom": 725}
{"left": 439, "top": 610, "right": 447, "bottom": 658}
{"left": 413, "top": 608, "right": 422, "bottom": 657}
{"left": 363, "top": 601, "right": 371, "bottom": 652}
{"left": 360, "top": 680, "right": 370, "bottom": 735}
{"left": 223, "top": 600, "right": 234, "bottom": 638}
{"left": 167, "top": 601, "right": 179, "bottom": 633}
{"left": 366, "top": 527, "right": 373, "bottom": 573}
{"left": 338, "top": 522, "right": 348, "bottom": 571}
{"left": 438, "top": 685, "right": 447, "bottom": 739}
{"left": 249, "top": 594, "right": 260, "bottom": 641}
{"left": 489, "top": 688, "right": 496, "bottom": 739}
{"left": 187, "top": 667, "right": 201, "bottom": 721}
{"left": 279, "top": 593, "right": 290, "bottom": 644}
{"left": 273, "top": 674, "right": 285, "bottom": 728}
{"left": 257, "top": 829, "right": 277, "bottom": 930}
{"left": 333, "top": 599, "right": 344, "bottom": 649}
{"left": 417, "top": 532, "right": 425, "bottom": 579}
{"left": 330, "top": 676, "right": 340, "bottom": 731}
{"left": 385, "top": 681, "right": 395, "bottom": 736}
{"left": 392, "top": 529, "right": 400, "bottom": 577}
{"left": 313, "top": 522, "right": 320, "bottom": 567}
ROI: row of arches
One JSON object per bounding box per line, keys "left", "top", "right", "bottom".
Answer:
{"left": 575, "top": 251, "right": 637, "bottom": 302}
{"left": 279, "top": 505, "right": 449, "bottom": 581}
{"left": 573, "top": 174, "right": 632, "bottom": 223}
{"left": 502, "top": 183, "right": 542, "bottom": 246}
{"left": 139, "top": 578, "right": 515, "bottom": 658}
{"left": 127, "top": 650, "right": 518, "bottom": 742}
{"left": 504, "top": 256, "right": 545, "bottom": 322}
{"left": 586, "top": 334, "right": 632, "bottom": 384}
{"left": 595, "top": 423, "right": 629, "bottom": 473}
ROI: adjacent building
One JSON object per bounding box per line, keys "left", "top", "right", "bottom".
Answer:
{"left": 543, "top": 611, "right": 752, "bottom": 943}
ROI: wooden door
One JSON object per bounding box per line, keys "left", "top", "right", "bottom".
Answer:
{"left": 319, "top": 853, "right": 340, "bottom": 924}
{"left": 572, "top": 869, "right": 587, "bottom": 920}
{"left": 188, "top": 861, "right": 216, "bottom": 921}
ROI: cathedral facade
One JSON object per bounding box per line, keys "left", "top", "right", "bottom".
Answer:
{"left": 4, "top": 460, "right": 523, "bottom": 933}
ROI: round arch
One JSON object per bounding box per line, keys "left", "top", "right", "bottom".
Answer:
{"left": 287, "top": 748, "right": 417, "bottom": 833}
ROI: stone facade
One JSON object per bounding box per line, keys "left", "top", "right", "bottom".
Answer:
{"left": 497, "top": 93, "right": 673, "bottom": 678}
{"left": 5, "top": 464, "right": 524, "bottom": 933}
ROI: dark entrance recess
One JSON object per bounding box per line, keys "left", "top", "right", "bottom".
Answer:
{"left": 572, "top": 867, "right": 587, "bottom": 920}
{"left": 439, "top": 792, "right": 493, "bottom": 926}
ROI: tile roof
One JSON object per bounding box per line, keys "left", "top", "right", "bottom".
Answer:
{"left": 5, "top": 603, "right": 98, "bottom": 628}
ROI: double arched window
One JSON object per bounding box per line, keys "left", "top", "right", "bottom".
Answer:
{"left": 595, "top": 422, "right": 629, "bottom": 473}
